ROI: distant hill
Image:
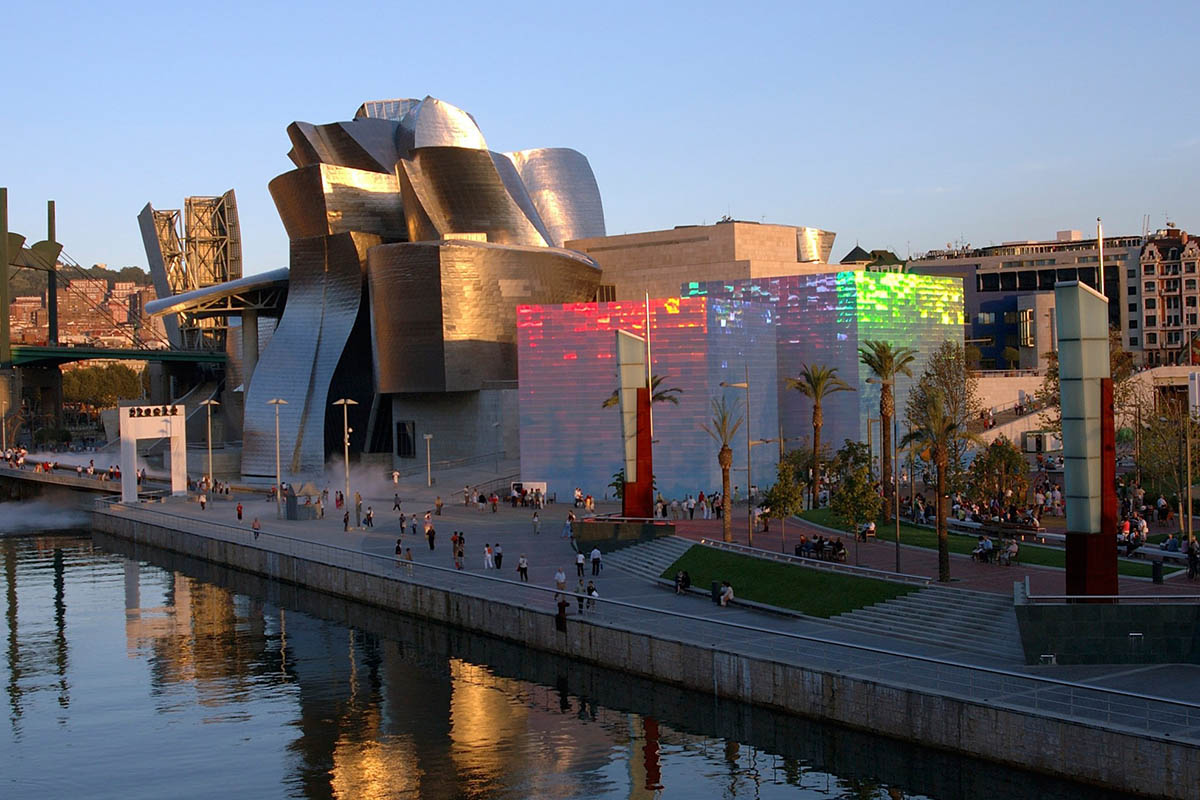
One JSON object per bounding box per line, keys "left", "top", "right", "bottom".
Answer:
{"left": 9, "top": 265, "right": 153, "bottom": 298}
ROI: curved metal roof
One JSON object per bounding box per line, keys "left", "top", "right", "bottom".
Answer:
{"left": 145, "top": 267, "right": 290, "bottom": 318}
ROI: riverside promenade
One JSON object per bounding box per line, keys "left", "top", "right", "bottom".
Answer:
{"left": 83, "top": 464, "right": 1200, "bottom": 798}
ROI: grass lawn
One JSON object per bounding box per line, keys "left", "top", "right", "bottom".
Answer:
{"left": 660, "top": 546, "right": 918, "bottom": 618}
{"left": 799, "top": 509, "right": 1176, "bottom": 578}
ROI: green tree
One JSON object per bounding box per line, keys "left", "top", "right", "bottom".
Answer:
{"left": 702, "top": 396, "right": 743, "bottom": 542}
{"left": 609, "top": 469, "right": 625, "bottom": 500}
{"left": 905, "top": 341, "right": 980, "bottom": 495}
{"left": 902, "top": 392, "right": 983, "bottom": 582}
{"left": 858, "top": 340, "right": 916, "bottom": 523}
{"left": 829, "top": 438, "right": 872, "bottom": 482}
{"left": 968, "top": 435, "right": 1029, "bottom": 507}
{"left": 1001, "top": 346, "right": 1021, "bottom": 369}
{"left": 62, "top": 363, "right": 145, "bottom": 407}
{"left": 1035, "top": 326, "right": 1135, "bottom": 435}
{"left": 759, "top": 454, "right": 806, "bottom": 545}
{"left": 830, "top": 461, "right": 881, "bottom": 546}
{"left": 1136, "top": 399, "right": 1200, "bottom": 534}
{"left": 787, "top": 364, "right": 854, "bottom": 509}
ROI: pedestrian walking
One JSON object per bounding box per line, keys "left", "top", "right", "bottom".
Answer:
{"left": 484, "top": 543, "right": 495, "bottom": 569}
{"left": 236, "top": 502, "right": 243, "bottom": 521}
{"left": 365, "top": 506, "right": 374, "bottom": 528}
{"left": 393, "top": 493, "right": 402, "bottom": 511}
{"left": 493, "top": 542, "right": 503, "bottom": 569}
{"left": 576, "top": 550, "right": 585, "bottom": 577}
{"left": 517, "top": 554, "right": 529, "bottom": 582}
{"left": 590, "top": 546, "right": 602, "bottom": 576}
{"left": 554, "top": 567, "right": 566, "bottom": 591}
{"left": 426, "top": 525, "right": 436, "bottom": 550}
{"left": 586, "top": 580, "right": 598, "bottom": 611}
{"left": 251, "top": 518, "right": 261, "bottom": 539}
{"left": 435, "top": 496, "right": 444, "bottom": 515}
{"left": 392, "top": 469, "right": 399, "bottom": 485}
{"left": 455, "top": 543, "right": 464, "bottom": 570}
{"left": 343, "top": 511, "right": 350, "bottom": 532}
{"left": 354, "top": 491, "right": 363, "bottom": 527}
{"left": 199, "top": 493, "right": 207, "bottom": 511}
{"left": 464, "top": 485, "right": 471, "bottom": 507}
{"left": 394, "top": 537, "right": 404, "bottom": 566}
{"left": 532, "top": 511, "right": 541, "bottom": 535}
{"left": 404, "top": 547, "right": 414, "bottom": 577}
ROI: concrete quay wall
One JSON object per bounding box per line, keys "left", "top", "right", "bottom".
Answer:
{"left": 93, "top": 509, "right": 1199, "bottom": 798}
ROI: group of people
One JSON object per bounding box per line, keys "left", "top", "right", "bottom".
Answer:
{"left": 653, "top": 491, "right": 723, "bottom": 520}
{"left": 552, "top": 565, "right": 600, "bottom": 617}
{"left": 971, "top": 535, "right": 1020, "bottom": 565}
{"left": 793, "top": 535, "right": 846, "bottom": 562}
{"left": 507, "top": 486, "right": 545, "bottom": 508}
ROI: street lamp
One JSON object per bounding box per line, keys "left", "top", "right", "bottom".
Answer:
{"left": 267, "top": 398, "right": 288, "bottom": 519}
{"left": 720, "top": 365, "right": 754, "bottom": 547}
{"left": 200, "top": 399, "right": 219, "bottom": 489}
{"left": 424, "top": 433, "right": 434, "bottom": 488}
{"left": 867, "top": 377, "right": 902, "bottom": 573}
{"left": 332, "top": 398, "right": 357, "bottom": 527}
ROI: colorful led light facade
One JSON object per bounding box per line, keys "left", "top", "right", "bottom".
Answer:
{"left": 684, "top": 271, "right": 964, "bottom": 455}
{"left": 517, "top": 297, "right": 778, "bottom": 501}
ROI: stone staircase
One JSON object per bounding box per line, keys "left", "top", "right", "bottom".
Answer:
{"left": 829, "top": 584, "right": 1023, "bottom": 662}
{"left": 603, "top": 537, "right": 1024, "bottom": 663}
{"left": 602, "top": 536, "right": 695, "bottom": 582}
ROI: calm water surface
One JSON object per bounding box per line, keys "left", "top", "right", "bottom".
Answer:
{"left": 0, "top": 532, "right": 1133, "bottom": 800}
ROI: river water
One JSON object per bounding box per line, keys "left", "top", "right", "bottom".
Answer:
{"left": 0, "top": 531, "right": 1135, "bottom": 800}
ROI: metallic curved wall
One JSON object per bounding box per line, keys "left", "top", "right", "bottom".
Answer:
{"left": 242, "top": 232, "right": 376, "bottom": 477}
{"left": 396, "top": 148, "right": 549, "bottom": 247}
{"left": 366, "top": 240, "right": 602, "bottom": 394}
{"left": 399, "top": 96, "right": 487, "bottom": 150}
{"left": 505, "top": 148, "right": 606, "bottom": 246}
{"left": 269, "top": 164, "right": 405, "bottom": 241}
{"left": 287, "top": 119, "right": 402, "bottom": 174}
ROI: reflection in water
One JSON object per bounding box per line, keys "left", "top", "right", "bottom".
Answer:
{"left": 0, "top": 534, "right": 1140, "bottom": 800}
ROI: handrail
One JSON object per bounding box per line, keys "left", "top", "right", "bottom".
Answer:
{"left": 700, "top": 538, "right": 933, "bottom": 585}
{"left": 1022, "top": 575, "right": 1200, "bottom": 604}
{"left": 90, "top": 497, "right": 1200, "bottom": 737}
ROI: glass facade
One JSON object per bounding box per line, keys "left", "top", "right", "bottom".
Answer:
{"left": 684, "top": 271, "right": 964, "bottom": 458}
{"left": 517, "top": 297, "right": 778, "bottom": 501}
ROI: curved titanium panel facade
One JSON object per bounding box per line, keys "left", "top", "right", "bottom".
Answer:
{"left": 242, "top": 232, "right": 375, "bottom": 477}
{"left": 269, "top": 164, "right": 405, "bottom": 241}
{"left": 396, "top": 148, "right": 549, "bottom": 247}
{"left": 506, "top": 148, "right": 606, "bottom": 246}
{"left": 367, "top": 240, "right": 601, "bottom": 394}
{"left": 287, "top": 119, "right": 402, "bottom": 174}
{"left": 399, "top": 96, "right": 487, "bottom": 150}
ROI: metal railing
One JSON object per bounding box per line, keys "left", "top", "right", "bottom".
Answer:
{"left": 1022, "top": 576, "right": 1200, "bottom": 604}
{"left": 91, "top": 498, "right": 1200, "bottom": 744}
{"left": 699, "top": 538, "right": 933, "bottom": 585}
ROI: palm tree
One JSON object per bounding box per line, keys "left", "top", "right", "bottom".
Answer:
{"left": 601, "top": 374, "right": 683, "bottom": 408}
{"left": 702, "top": 396, "right": 743, "bottom": 542}
{"left": 858, "top": 340, "right": 917, "bottom": 522}
{"left": 787, "top": 364, "right": 854, "bottom": 510}
{"left": 900, "top": 391, "right": 982, "bottom": 582}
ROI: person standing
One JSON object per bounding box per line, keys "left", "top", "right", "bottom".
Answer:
{"left": 199, "top": 492, "right": 207, "bottom": 511}
{"left": 493, "top": 542, "right": 503, "bottom": 569}
{"left": 435, "top": 496, "right": 443, "bottom": 516}
{"left": 365, "top": 506, "right": 374, "bottom": 528}
{"left": 517, "top": 554, "right": 529, "bottom": 582}
{"left": 393, "top": 493, "right": 402, "bottom": 512}
{"left": 392, "top": 469, "right": 400, "bottom": 485}
{"left": 354, "top": 491, "right": 363, "bottom": 528}
{"left": 575, "top": 578, "right": 586, "bottom": 613}
{"left": 251, "top": 518, "right": 261, "bottom": 539}
{"left": 394, "top": 537, "right": 404, "bottom": 566}
{"left": 532, "top": 511, "right": 541, "bottom": 535}
{"left": 236, "top": 502, "right": 243, "bottom": 521}
{"left": 576, "top": 550, "right": 585, "bottom": 577}
{"left": 455, "top": 542, "right": 464, "bottom": 570}
{"left": 553, "top": 567, "right": 566, "bottom": 591}
{"left": 464, "top": 485, "right": 471, "bottom": 507}
{"left": 404, "top": 547, "right": 414, "bottom": 577}
{"left": 590, "top": 546, "right": 602, "bottom": 576}
{"left": 1189, "top": 539, "right": 1199, "bottom": 581}
{"left": 426, "top": 523, "right": 436, "bottom": 551}
{"left": 343, "top": 511, "right": 350, "bottom": 532}
{"left": 484, "top": 543, "right": 495, "bottom": 569}
{"left": 410, "top": 515, "right": 418, "bottom": 537}
{"left": 586, "top": 580, "right": 597, "bottom": 611}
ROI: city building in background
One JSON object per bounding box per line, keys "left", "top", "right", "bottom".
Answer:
{"left": 908, "top": 229, "right": 1140, "bottom": 370}
{"left": 1137, "top": 224, "right": 1200, "bottom": 366}
{"left": 566, "top": 220, "right": 837, "bottom": 302}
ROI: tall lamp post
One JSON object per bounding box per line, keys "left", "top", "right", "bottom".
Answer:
{"left": 332, "top": 398, "right": 357, "bottom": 525}
{"left": 200, "top": 399, "right": 219, "bottom": 489}
{"left": 267, "top": 398, "right": 288, "bottom": 519}
{"left": 424, "top": 433, "right": 434, "bottom": 488}
{"left": 720, "top": 365, "right": 754, "bottom": 547}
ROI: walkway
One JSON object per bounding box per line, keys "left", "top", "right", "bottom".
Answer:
{"left": 93, "top": 483, "right": 1200, "bottom": 748}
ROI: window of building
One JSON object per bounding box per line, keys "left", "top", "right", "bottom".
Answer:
{"left": 1129, "top": 319, "right": 1138, "bottom": 329}
{"left": 1147, "top": 333, "right": 1158, "bottom": 345}
{"left": 1187, "top": 279, "right": 1197, "bottom": 291}
{"left": 396, "top": 421, "right": 417, "bottom": 459}
{"left": 1000, "top": 272, "right": 1017, "bottom": 291}
{"left": 1145, "top": 298, "right": 1156, "bottom": 309}
{"left": 1146, "top": 315, "right": 1157, "bottom": 327}
{"left": 1018, "top": 270, "right": 1037, "bottom": 290}
{"left": 595, "top": 284, "right": 617, "bottom": 302}
{"left": 1128, "top": 303, "right": 1138, "bottom": 312}
{"left": 979, "top": 273, "right": 1000, "bottom": 292}
{"left": 1189, "top": 297, "right": 1198, "bottom": 308}
{"left": 1130, "top": 336, "right": 1139, "bottom": 346}
{"left": 975, "top": 312, "right": 995, "bottom": 325}
{"left": 1144, "top": 263, "right": 1156, "bottom": 275}
{"left": 1190, "top": 314, "right": 1198, "bottom": 327}
{"left": 1129, "top": 285, "right": 1138, "bottom": 296}
{"left": 1188, "top": 262, "right": 1197, "bottom": 274}
{"left": 1144, "top": 282, "right": 1155, "bottom": 294}
{"left": 1127, "top": 268, "right": 1137, "bottom": 279}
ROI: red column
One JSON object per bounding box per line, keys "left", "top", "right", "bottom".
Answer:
{"left": 622, "top": 387, "right": 654, "bottom": 518}
{"left": 1065, "top": 377, "right": 1119, "bottom": 596}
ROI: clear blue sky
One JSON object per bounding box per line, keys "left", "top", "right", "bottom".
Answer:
{"left": 3, "top": 0, "right": 1198, "bottom": 273}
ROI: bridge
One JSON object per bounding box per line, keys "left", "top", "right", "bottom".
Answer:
{"left": 10, "top": 344, "right": 226, "bottom": 367}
